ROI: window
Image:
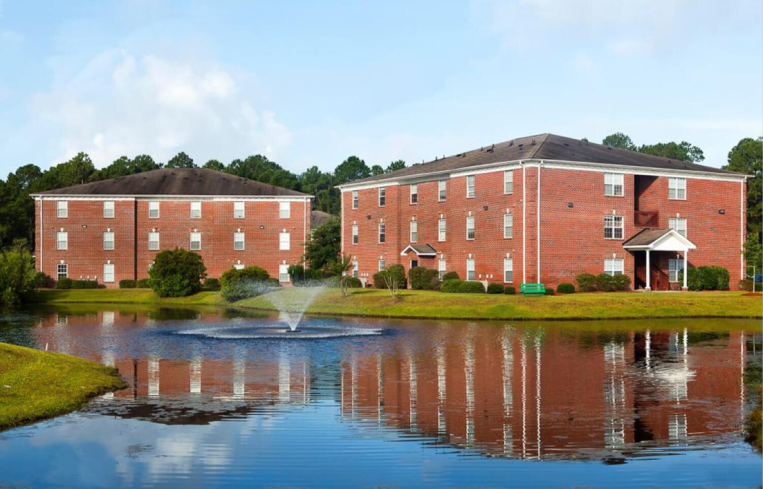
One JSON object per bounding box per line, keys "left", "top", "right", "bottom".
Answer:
{"left": 103, "top": 201, "right": 115, "bottom": 218}
{"left": 149, "top": 201, "right": 160, "bottom": 219}
{"left": 604, "top": 173, "right": 624, "bottom": 196}
{"left": 438, "top": 180, "right": 447, "bottom": 201}
{"left": 56, "top": 263, "right": 68, "bottom": 280}
{"left": 378, "top": 221, "right": 386, "bottom": 243}
{"left": 504, "top": 258, "right": 514, "bottom": 283}
{"left": 378, "top": 259, "right": 385, "bottom": 271}
{"left": 57, "top": 201, "right": 68, "bottom": 218}
{"left": 668, "top": 258, "right": 684, "bottom": 282}
{"left": 279, "top": 231, "right": 290, "bottom": 251}
{"left": 466, "top": 175, "right": 475, "bottom": 198}
{"left": 352, "top": 224, "right": 359, "bottom": 245}
{"left": 668, "top": 177, "right": 686, "bottom": 200}
{"left": 466, "top": 258, "right": 475, "bottom": 281}
{"left": 466, "top": 215, "right": 475, "bottom": 240}
{"left": 234, "top": 232, "right": 245, "bottom": 250}
{"left": 604, "top": 258, "right": 625, "bottom": 276}
{"left": 410, "top": 184, "right": 418, "bottom": 204}
{"left": 234, "top": 201, "right": 245, "bottom": 219}
{"left": 378, "top": 187, "right": 386, "bottom": 207}
{"left": 279, "top": 202, "right": 291, "bottom": 219}
{"left": 503, "top": 213, "right": 513, "bottom": 239}
{"left": 103, "top": 231, "right": 114, "bottom": 250}
{"left": 669, "top": 217, "right": 687, "bottom": 237}
{"left": 438, "top": 218, "right": 446, "bottom": 242}
{"left": 190, "top": 201, "right": 202, "bottom": 219}
{"left": 409, "top": 219, "right": 417, "bottom": 243}
{"left": 352, "top": 260, "right": 359, "bottom": 278}
{"left": 148, "top": 232, "right": 160, "bottom": 251}
{"left": 234, "top": 263, "right": 245, "bottom": 270}
{"left": 190, "top": 232, "right": 201, "bottom": 250}
{"left": 279, "top": 264, "right": 290, "bottom": 282}
{"left": 352, "top": 191, "right": 359, "bottom": 209}
{"left": 438, "top": 258, "right": 446, "bottom": 280}
{"left": 504, "top": 171, "right": 514, "bottom": 194}
{"left": 103, "top": 263, "right": 115, "bottom": 283}
{"left": 56, "top": 231, "right": 68, "bottom": 250}
{"left": 604, "top": 215, "right": 624, "bottom": 240}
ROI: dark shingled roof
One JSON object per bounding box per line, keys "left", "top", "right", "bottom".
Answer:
{"left": 622, "top": 228, "right": 673, "bottom": 247}
{"left": 34, "top": 168, "right": 310, "bottom": 197}
{"left": 402, "top": 244, "right": 437, "bottom": 256}
{"left": 343, "top": 133, "right": 742, "bottom": 186}
{"left": 310, "top": 210, "right": 336, "bottom": 229}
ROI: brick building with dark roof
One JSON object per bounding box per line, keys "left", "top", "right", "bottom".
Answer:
{"left": 32, "top": 168, "right": 312, "bottom": 286}
{"left": 338, "top": 133, "right": 747, "bottom": 290}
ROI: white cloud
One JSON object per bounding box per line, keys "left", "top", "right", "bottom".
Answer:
{"left": 33, "top": 50, "right": 290, "bottom": 167}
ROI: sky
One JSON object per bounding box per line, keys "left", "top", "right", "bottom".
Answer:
{"left": 0, "top": 0, "right": 761, "bottom": 178}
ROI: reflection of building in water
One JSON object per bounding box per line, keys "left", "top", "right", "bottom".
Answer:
{"left": 340, "top": 325, "right": 747, "bottom": 459}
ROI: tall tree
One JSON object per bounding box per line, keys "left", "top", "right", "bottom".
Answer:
{"left": 166, "top": 152, "right": 196, "bottom": 168}
{"left": 304, "top": 218, "right": 340, "bottom": 269}
{"left": 334, "top": 156, "right": 370, "bottom": 184}
{"left": 370, "top": 165, "right": 384, "bottom": 176}
{"left": 386, "top": 160, "right": 406, "bottom": 172}
{"left": 638, "top": 141, "right": 705, "bottom": 163}
{"left": 602, "top": 133, "right": 636, "bottom": 151}
{"left": 203, "top": 159, "right": 225, "bottom": 171}
{"left": 724, "top": 137, "right": 762, "bottom": 240}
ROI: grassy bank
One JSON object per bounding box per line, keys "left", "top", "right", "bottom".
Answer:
{"left": 0, "top": 343, "right": 127, "bottom": 431}
{"left": 33, "top": 288, "right": 762, "bottom": 320}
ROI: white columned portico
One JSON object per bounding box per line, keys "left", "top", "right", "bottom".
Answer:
{"left": 645, "top": 250, "right": 651, "bottom": 291}
{"left": 623, "top": 228, "right": 696, "bottom": 292}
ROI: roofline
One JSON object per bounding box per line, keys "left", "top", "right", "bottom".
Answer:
{"left": 400, "top": 244, "right": 437, "bottom": 257}
{"left": 623, "top": 228, "right": 697, "bottom": 250}
{"left": 30, "top": 194, "right": 313, "bottom": 200}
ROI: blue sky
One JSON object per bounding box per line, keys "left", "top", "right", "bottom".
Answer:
{"left": 0, "top": 0, "right": 761, "bottom": 178}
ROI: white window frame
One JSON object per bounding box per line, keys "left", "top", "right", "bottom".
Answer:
{"left": 466, "top": 258, "right": 475, "bottom": 281}
{"left": 352, "top": 224, "right": 359, "bottom": 245}
{"left": 279, "top": 201, "right": 291, "bottom": 219}
{"left": 234, "top": 263, "right": 245, "bottom": 270}
{"left": 438, "top": 258, "right": 447, "bottom": 280}
{"left": 56, "top": 231, "right": 68, "bottom": 251}
{"left": 503, "top": 213, "right": 513, "bottom": 239}
{"left": 103, "top": 201, "right": 115, "bottom": 219}
{"left": 148, "top": 201, "right": 160, "bottom": 219}
{"left": 234, "top": 232, "right": 245, "bottom": 250}
{"left": 57, "top": 201, "right": 68, "bottom": 219}
{"left": 352, "top": 191, "right": 359, "bottom": 209}
{"left": 56, "top": 263, "right": 68, "bottom": 280}
{"left": 504, "top": 258, "right": 514, "bottom": 283}
{"left": 504, "top": 170, "right": 513, "bottom": 194}
{"left": 190, "top": 232, "right": 202, "bottom": 251}
{"left": 279, "top": 264, "right": 290, "bottom": 282}
{"left": 466, "top": 175, "right": 475, "bottom": 198}
{"left": 410, "top": 219, "right": 417, "bottom": 243}
{"left": 378, "top": 187, "right": 386, "bottom": 207}
{"left": 103, "top": 231, "right": 115, "bottom": 251}
{"left": 279, "top": 231, "right": 290, "bottom": 251}
{"left": 234, "top": 201, "right": 245, "bottom": 219}
{"left": 148, "top": 232, "right": 160, "bottom": 251}
{"left": 668, "top": 258, "right": 684, "bottom": 282}
{"left": 438, "top": 218, "right": 446, "bottom": 242}
{"left": 604, "top": 215, "right": 624, "bottom": 240}
{"left": 352, "top": 260, "right": 359, "bottom": 278}
{"left": 604, "top": 258, "right": 625, "bottom": 276}
{"left": 604, "top": 173, "right": 624, "bottom": 196}
{"left": 668, "top": 177, "right": 686, "bottom": 200}
{"left": 378, "top": 221, "right": 386, "bottom": 243}
{"left": 438, "top": 180, "right": 447, "bottom": 201}
{"left": 378, "top": 259, "right": 385, "bottom": 271}
{"left": 466, "top": 215, "right": 475, "bottom": 240}
{"left": 669, "top": 217, "right": 687, "bottom": 237}
{"left": 410, "top": 184, "right": 418, "bottom": 204}
{"left": 103, "top": 263, "right": 115, "bottom": 283}
{"left": 190, "top": 201, "right": 202, "bottom": 219}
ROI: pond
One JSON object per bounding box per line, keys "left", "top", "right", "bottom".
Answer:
{"left": 0, "top": 306, "right": 761, "bottom": 488}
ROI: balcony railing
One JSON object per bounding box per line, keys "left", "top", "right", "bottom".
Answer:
{"left": 634, "top": 210, "right": 659, "bottom": 228}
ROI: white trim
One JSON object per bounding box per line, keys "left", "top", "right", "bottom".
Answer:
{"left": 39, "top": 196, "right": 43, "bottom": 272}
{"left": 522, "top": 162, "right": 526, "bottom": 284}
{"left": 537, "top": 162, "right": 541, "bottom": 281}
{"left": 741, "top": 180, "right": 745, "bottom": 280}
{"left": 400, "top": 245, "right": 436, "bottom": 257}
{"left": 31, "top": 195, "right": 313, "bottom": 201}
{"left": 340, "top": 191, "right": 345, "bottom": 254}
{"left": 623, "top": 229, "right": 697, "bottom": 251}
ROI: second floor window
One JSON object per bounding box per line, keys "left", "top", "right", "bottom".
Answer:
{"left": 57, "top": 201, "right": 68, "bottom": 218}
{"left": 410, "top": 220, "right": 417, "bottom": 243}
{"left": 669, "top": 177, "right": 686, "bottom": 200}
{"left": 504, "top": 170, "right": 513, "bottom": 194}
{"left": 466, "top": 258, "right": 475, "bottom": 281}
{"left": 438, "top": 218, "right": 446, "bottom": 241}
{"left": 279, "top": 202, "right": 291, "bottom": 219}
{"left": 103, "top": 231, "right": 114, "bottom": 250}
{"left": 438, "top": 180, "right": 447, "bottom": 201}
{"left": 234, "top": 201, "right": 245, "bottom": 219}
{"left": 410, "top": 184, "right": 418, "bottom": 204}
{"left": 504, "top": 258, "right": 514, "bottom": 283}
{"left": 190, "top": 201, "right": 202, "bottom": 219}
{"left": 103, "top": 201, "right": 115, "bottom": 218}
{"left": 466, "top": 175, "right": 475, "bottom": 198}
{"left": 378, "top": 187, "right": 386, "bottom": 207}
{"left": 604, "top": 215, "right": 624, "bottom": 239}
{"left": 466, "top": 215, "right": 475, "bottom": 240}
{"left": 234, "top": 232, "right": 245, "bottom": 250}
{"left": 669, "top": 217, "right": 687, "bottom": 237}
{"left": 604, "top": 173, "right": 624, "bottom": 196}
{"left": 190, "top": 232, "right": 202, "bottom": 250}
{"left": 279, "top": 231, "right": 290, "bottom": 251}
{"left": 378, "top": 221, "right": 386, "bottom": 243}
{"left": 352, "top": 224, "right": 359, "bottom": 244}
{"left": 503, "top": 213, "right": 513, "bottom": 239}
{"left": 57, "top": 231, "right": 68, "bottom": 250}
{"left": 352, "top": 191, "right": 359, "bottom": 209}
{"left": 604, "top": 258, "right": 625, "bottom": 276}
{"left": 148, "top": 232, "right": 160, "bottom": 251}
{"left": 149, "top": 201, "right": 160, "bottom": 219}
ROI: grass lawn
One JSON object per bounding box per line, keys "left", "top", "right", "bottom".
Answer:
{"left": 0, "top": 343, "right": 127, "bottom": 431}
{"left": 35, "top": 288, "right": 224, "bottom": 306}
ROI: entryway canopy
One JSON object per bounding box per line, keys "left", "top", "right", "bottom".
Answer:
{"left": 623, "top": 228, "right": 696, "bottom": 290}
{"left": 400, "top": 244, "right": 437, "bottom": 257}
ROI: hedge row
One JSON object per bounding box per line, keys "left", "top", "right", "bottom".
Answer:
{"left": 55, "top": 278, "right": 98, "bottom": 289}
{"left": 576, "top": 273, "right": 631, "bottom": 292}
{"left": 679, "top": 266, "right": 730, "bottom": 291}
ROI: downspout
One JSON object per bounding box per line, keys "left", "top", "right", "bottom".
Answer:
{"left": 134, "top": 199, "right": 138, "bottom": 281}
{"left": 39, "top": 197, "right": 43, "bottom": 272}
{"left": 340, "top": 191, "right": 345, "bottom": 256}
{"left": 537, "top": 161, "right": 542, "bottom": 283}
{"left": 303, "top": 198, "right": 308, "bottom": 272}
{"left": 522, "top": 161, "right": 526, "bottom": 284}
{"left": 741, "top": 180, "right": 745, "bottom": 282}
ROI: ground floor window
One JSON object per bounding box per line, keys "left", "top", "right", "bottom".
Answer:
{"left": 103, "top": 263, "right": 115, "bottom": 283}
{"left": 190, "top": 232, "right": 201, "bottom": 251}
{"left": 668, "top": 258, "right": 684, "bottom": 282}
{"left": 353, "top": 260, "right": 359, "bottom": 278}
{"left": 604, "top": 258, "right": 624, "bottom": 276}
{"left": 57, "top": 263, "right": 68, "bottom": 280}
{"left": 378, "top": 259, "right": 385, "bottom": 271}
{"left": 279, "top": 264, "right": 289, "bottom": 282}
{"left": 234, "top": 263, "right": 244, "bottom": 270}
{"left": 503, "top": 258, "right": 513, "bottom": 283}
{"left": 438, "top": 258, "right": 446, "bottom": 280}
{"left": 466, "top": 258, "right": 475, "bottom": 281}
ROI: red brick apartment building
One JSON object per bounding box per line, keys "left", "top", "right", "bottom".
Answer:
{"left": 338, "top": 134, "right": 747, "bottom": 290}
{"left": 32, "top": 168, "right": 312, "bottom": 287}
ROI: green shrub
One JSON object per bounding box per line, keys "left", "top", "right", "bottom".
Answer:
{"left": 0, "top": 247, "right": 37, "bottom": 306}
{"left": 576, "top": 273, "right": 597, "bottom": 292}
{"left": 440, "top": 279, "right": 463, "bottom": 293}
{"left": 504, "top": 286, "right": 516, "bottom": 295}
{"left": 344, "top": 277, "right": 363, "bottom": 288}
{"left": 707, "top": 266, "right": 730, "bottom": 290}
{"left": 373, "top": 264, "right": 407, "bottom": 290}
{"left": 119, "top": 279, "right": 136, "bottom": 289}
{"left": 544, "top": 287, "right": 554, "bottom": 295}
{"left": 487, "top": 283, "right": 504, "bottom": 294}
{"left": 611, "top": 274, "right": 631, "bottom": 291}
{"left": 459, "top": 281, "right": 485, "bottom": 293}
{"left": 203, "top": 278, "right": 221, "bottom": 291}
{"left": 33, "top": 272, "right": 54, "bottom": 289}
{"left": 268, "top": 278, "right": 282, "bottom": 287}
{"left": 221, "top": 281, "right": 267, "bottom": 302}
{"left": 442, "top": 271, "right": 460, "bottom": 281}
{"left": 698, "top": 266, "right": 716, "bottom": 290}
{"left": 56, "top": 278, "right": 73, "bottom": 289}
{"left": 596, "top": 273, "right": 614, "bottom": 292}
{"left": 71, "top": 280, "right": 98, "bottom": 289}
{"left": 679, "top": 266, "right": 730, "bottom": 291}
{"left": 221, "top": 265, "right": 269, "bottom": 287}
{"left": 556, "top": 282, "right": 575, "bottom": 294}
{"left": 409, "top": 267, "right": 440, "bottom": 290}
{"left": 149, "top": 248, "right": 207, "bottom": 297}
{"left": 136, "top": 278, "right": 151, "bottom": 288}
{"left": 220, "top": 265, "right": 273, "bottom": 302}
{"left": 287, "top": 264, "right": 305, "bottom": 284}
{"left": 678, "top": 267, "right": 701, "bottom": 291}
